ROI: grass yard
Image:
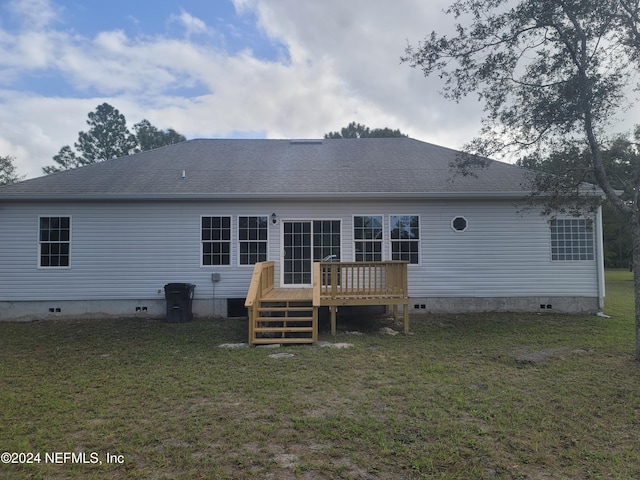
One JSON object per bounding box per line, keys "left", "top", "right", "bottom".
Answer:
{"left": 1, "top": 271, "right": 639, "bottom": 479}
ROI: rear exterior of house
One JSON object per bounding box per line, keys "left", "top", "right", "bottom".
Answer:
{"left": 0, "top": 138, "right": 605, "bottom": 320}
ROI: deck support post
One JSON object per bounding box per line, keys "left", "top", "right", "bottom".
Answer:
{"left": 403, "top": 305, "right": 409, "bottom": 335}
{"left": 312, "top": 306, "right": 318, "bottom": 342}
{"left": 330, "top": 306, "right": 337, "bottom": 336}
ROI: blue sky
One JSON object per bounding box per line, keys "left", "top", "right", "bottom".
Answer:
{"left": 1, "top": 0, "right": 639, "bottom": 179}
{"left": 1, "top": 1, "right": 287, "bottom": 98}
{"left": 2, "top": 0, "right": 486, "bottom": 178}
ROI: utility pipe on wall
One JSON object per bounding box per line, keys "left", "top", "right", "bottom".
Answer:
{"left": 211, "top": 273, "right": 221, "bottom": 317}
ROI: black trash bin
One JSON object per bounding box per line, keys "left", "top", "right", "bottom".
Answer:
{"left": 164, "top": 283, "right": 195, "bottom": 323}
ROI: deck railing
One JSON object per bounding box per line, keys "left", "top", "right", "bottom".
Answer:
{"left": 313, "top": 261, "right": 408, "bottom": 301}
{"left": 244, "top": 261, "right": 275, "bottom": 340}
{"left": 313, "top": 261, "right": 409, "bottom": 335}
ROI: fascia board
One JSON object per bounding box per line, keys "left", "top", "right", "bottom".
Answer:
{"left": 0, "top": 191, "right": 537, "bottom": 203}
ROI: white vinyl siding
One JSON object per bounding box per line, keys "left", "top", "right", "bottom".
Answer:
{"left": 418, "top": 204, "right": 598, "bottom": 298}
{"left": 0, "top": 200, "right": 600, "bottom": 304}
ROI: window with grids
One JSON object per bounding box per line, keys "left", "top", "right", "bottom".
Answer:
{"left": 313, "top": 220, "right": 341, "bottom": 261}
{"left": 202, "top": 216, "right": 231, "bottom": 266}
{"left": 390, "top": 215, "right": 420, "bottom": 264}
{"left": 354, "top": 215, "right": 383, "bottom": 261}
{"left": 550, "top": 219, "right": 594, "bottom": 261}
{"left": 39, "top": 216, "right": 71, "bottom": 267}
{"left": 239, "top": 216, "right": 268, "bottom": 265}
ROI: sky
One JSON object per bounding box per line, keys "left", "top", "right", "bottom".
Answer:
{"left": 1, "top": 0, "right": 639, "bottom": 179}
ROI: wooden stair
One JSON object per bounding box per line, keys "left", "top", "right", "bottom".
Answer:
{"left": 251, "top": 296, "right": 317, "bottom": 344}
{"left": 246, "top": 260, "right": 410, "bottom": 345}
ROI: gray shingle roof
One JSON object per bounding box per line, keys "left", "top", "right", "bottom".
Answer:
{"left": 0, "top": 138, "right": 533, "bottom": 200}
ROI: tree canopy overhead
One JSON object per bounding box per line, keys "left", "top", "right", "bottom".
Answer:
{"left": 517, "top": 131, "right": 638, "bottom": 268}
{"left": 403, "top": 0, "right": 640, "bottom": 358}
{"left": 325, "top": 121, "right": 407, "bottom": 139}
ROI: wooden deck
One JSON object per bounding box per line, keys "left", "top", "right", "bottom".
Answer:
{"left": 314, "top": 261, "right": 409, "bottom": 336}
{"left": 245, "top": 261, "right": 410, "bottom": 345}
{"left": 262, "top": 288, "right": 313, "bottom": 302}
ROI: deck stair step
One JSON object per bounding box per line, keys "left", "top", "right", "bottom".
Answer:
{"left": 249, "top": 292, "right": 317, "bottom": 344}
{"left": 256, "top": 317, "right": 312, "bottom": 322}
{"left": 257, "top": 307, "right": 314, "bottom": 313}
{"left": 254, "top": 326, "right": 314, "bottom": 333}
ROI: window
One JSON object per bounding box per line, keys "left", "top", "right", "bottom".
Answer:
{"left": 390, "top": 215, "right": 420, "bottom": 264}
{"left": 452, "top": 216, "right": 468, "bottom": 232}
{"left": 39, "top": 216, "right": 71, "bottom": 268}
{"left": 239, "top": 216, "right": 268, "bottom": 265}
{"left": 550, "top": 219, "right": 594, "bottom": 261}
{"left": 313, "top": 220, "right": 341, "bottom": 261}
{"left": 202, "top": 216, "right": 231, "bottom": 266}
{"left": 354, "top": 215, "right": 383, "bottom": 261}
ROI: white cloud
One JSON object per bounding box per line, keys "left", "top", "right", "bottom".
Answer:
{"left": 6, "top": 0, "right": 59, "bottom": 29}
{"left": 2, "top": 0, "right": 638, "bottom": 180}
{"left": 235, "top": 0, "right": 485, "bottom": 140}
{"left": 0, "top": 91, "right": 104, "bottom": 176}
{"left": 169, "top": 9, "right": 211, "bottom": 38}
{"left": 0, "top": 1, "right": 485, "bottom": 178}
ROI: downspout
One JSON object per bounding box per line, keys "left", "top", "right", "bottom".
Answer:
{"left": 596, "top": 205, "right": 605, "bottom": 311}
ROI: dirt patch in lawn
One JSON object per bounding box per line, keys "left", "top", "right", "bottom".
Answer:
{"left": 515, "top": 346, "right": 592, "bottom": 365}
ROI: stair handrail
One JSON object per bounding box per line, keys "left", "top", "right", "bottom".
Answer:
{"left": 245, "top": 261, "right": 275, "bottom": 309}
{"left": 245, "top": 261, "right": 275, "bottom": 344}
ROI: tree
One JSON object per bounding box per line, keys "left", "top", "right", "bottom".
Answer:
{"left": 0, "top": 155, "right": 24, "bottom": 185}
{"left": 43, "top": 146, "right": 82, "bottom": 175}
{"left": 603, "top": 201, "right": 633, "bottom": 269}
{"left": 75, "top": 103, "right": 138, "bottom": 163}
{"left": 517, "top": 132, "right": 637, "bottom": 268}
{"left": 402, "top": 0, "right": 640, "bottom": 359}
{"left": 133, "top": 119, "right": 186, "bottom": 151}
{"left": 325, "top": 121, "right": 407, "bottom": 139}
{"left": 43, "top": 104, "right": 187, "bottom": 173}
{"left": 44, "top": 103, "right": 137, "bottom": 173}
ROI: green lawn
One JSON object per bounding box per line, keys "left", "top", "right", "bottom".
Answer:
{"left": 1, "top": 271, "right": 639, "bottom": 479}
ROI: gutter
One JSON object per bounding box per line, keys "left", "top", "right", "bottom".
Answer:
{"left": 0, "top": 190, "right": 540, "bottom": 203}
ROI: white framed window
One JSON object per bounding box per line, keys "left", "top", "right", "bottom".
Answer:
{"left": 550, "top": 218, "right": 594, "bottom": 261}
{"left": 239, "top": 216, "right": 268, "bottom": 265}
{"left": 38, "top": 216, "right": 71, "bottom": 268}
{"left": 201, "top": 216, "right": 231, "bottom": 266}
{"left": 390, "top": 215, "right": 420, "bottom": 264}
{"left": 353, "top": 215, "right": 383, "bottom": 261}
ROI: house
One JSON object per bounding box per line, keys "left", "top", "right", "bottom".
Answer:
{"left": 0, "top": 137, "right": 605, "bottom": 332}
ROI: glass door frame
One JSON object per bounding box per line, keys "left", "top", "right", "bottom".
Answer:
{"left": 281, "top": 220, "right": 313, "bottom": 287}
